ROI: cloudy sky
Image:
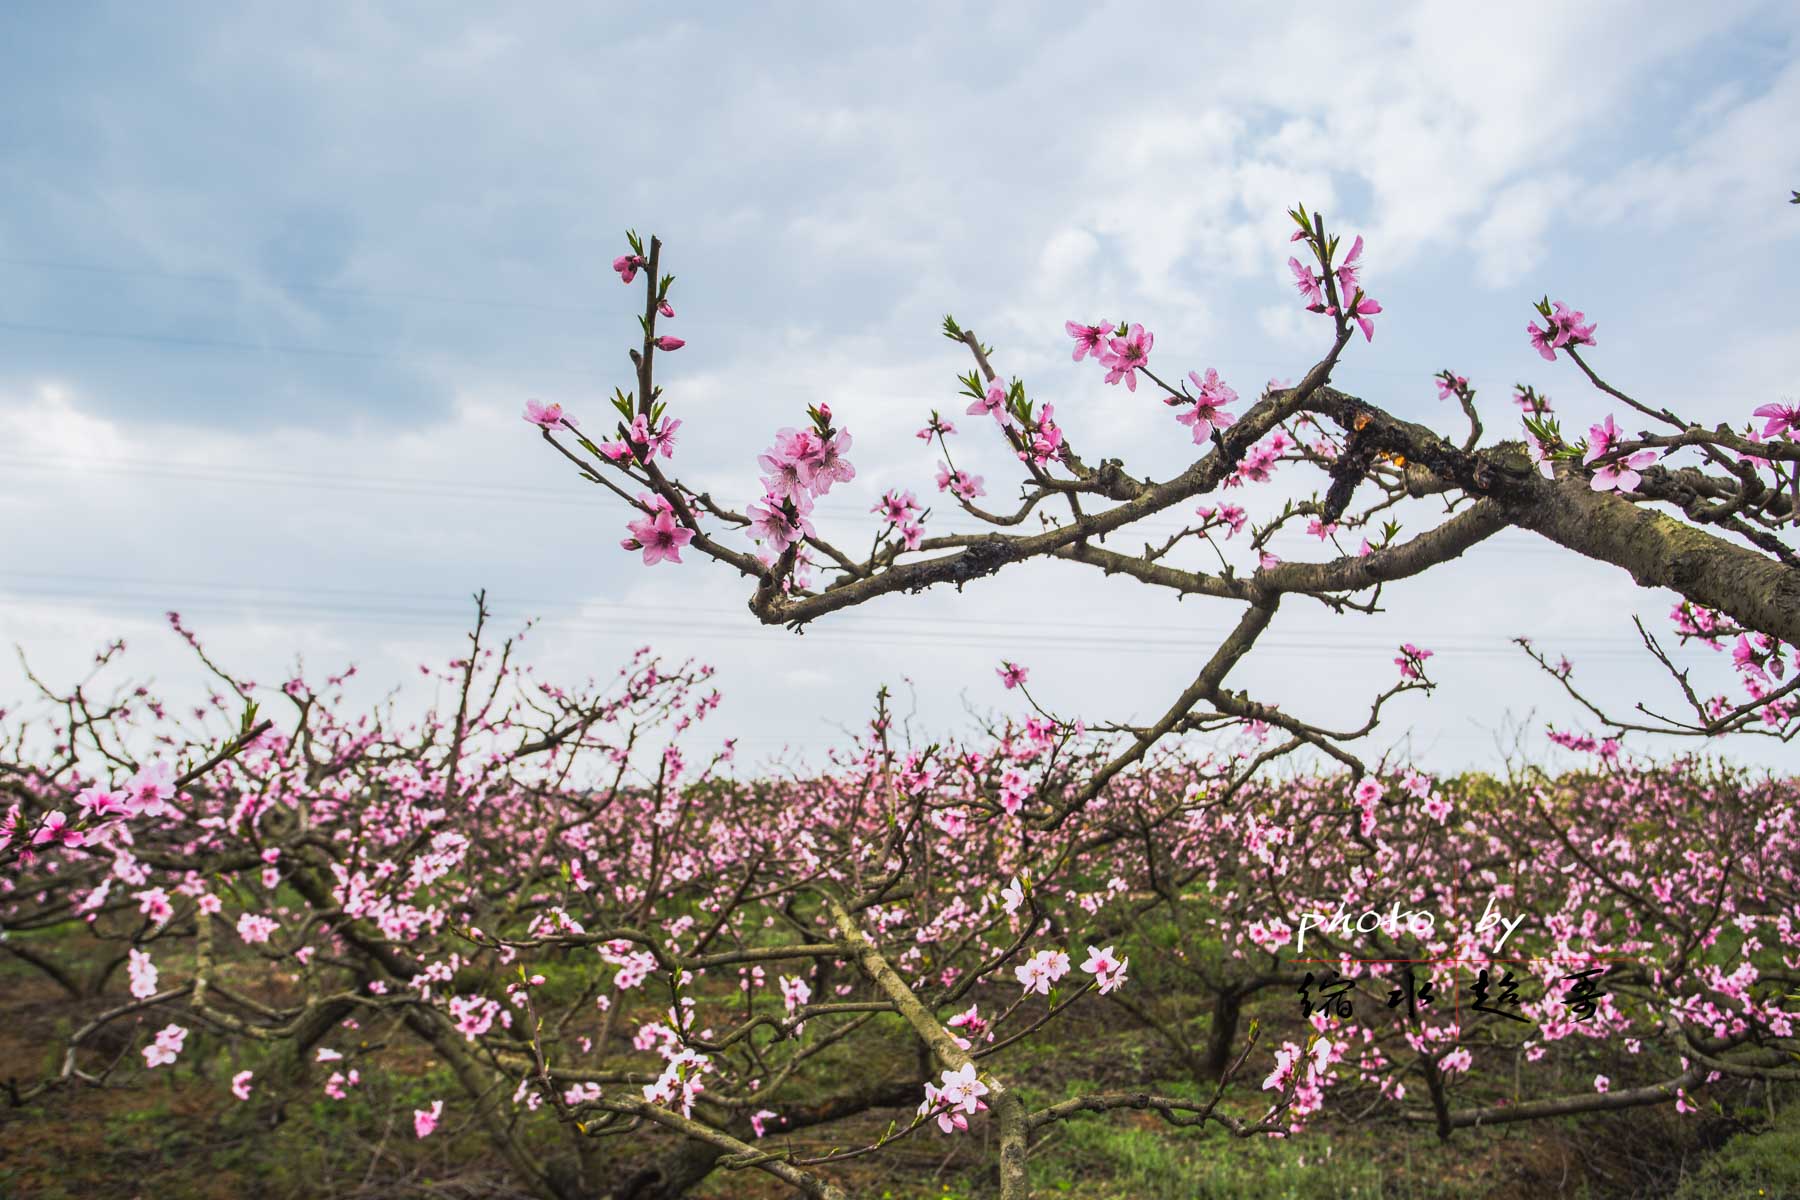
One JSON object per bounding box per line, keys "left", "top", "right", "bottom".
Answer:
{"left": 3, "top": 2, "right": 1797, "bottom": 775}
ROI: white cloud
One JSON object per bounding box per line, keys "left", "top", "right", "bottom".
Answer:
{"left": 1471, "top": 174, "right": 1580, "bottom": 287}
{"left": 4, "top": 2, "right": 1798, "bottom": 775}
{"left": 1256, "top": 304, "right": 1313, "bottom": 348}
{"left": 1, "top": 381, "right": 132, "bottom": 461}
{"left": 1583, "top": 56, "right": 1800, "bottom": 238}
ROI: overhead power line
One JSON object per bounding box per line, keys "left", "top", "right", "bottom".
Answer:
{"left": 0, "top": 572, "right": 1667, "bottom": 661}
{"left": 0, "top": 254, "right": 612, "bottom": 317}
{"left": 0, "top": 319, "right": 602, "bottom": 378}
{"left": 0, "top": 253, "right": 1471, "bottom": 384}
{"left": 0, "top": 453, "right": 1578, "bottom": 555}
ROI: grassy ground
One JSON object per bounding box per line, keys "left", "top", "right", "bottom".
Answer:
{"left": 3, "top": 925, "right": 1794, "bottom": 1199}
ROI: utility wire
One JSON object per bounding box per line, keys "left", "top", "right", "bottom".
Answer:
{"left": 0, "top": 254, "right": 612, "bottom": 316}
{"left": 0, "top": 253, "right": 1467, "bottom": 383}
{"left": 0, "top": 575, "right": 1665, "bottom": 661}
{"left": 0, "top": 453, "right": 1580, "bottom": 555}
{"left": 0, "top": 319, "right": 603, "bottom": 378}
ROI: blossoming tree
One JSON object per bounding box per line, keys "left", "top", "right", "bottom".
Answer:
{"left": 528, "top": 203, "right": 1797, "bottom": 1189}
{"left": 3, "top": 612, "right": 1311, "bottom": 1200}
{"left": 2, "top": 616, "right": 1796, "bottom": 1199}
{"left": 551, "top": 210, "right": 1798, "bottom": 777}
{"left": 2, "top": 202, "right": 1798, "bottom": 1200}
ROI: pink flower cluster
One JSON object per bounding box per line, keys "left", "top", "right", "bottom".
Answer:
{"left": 1733, "top": 632, "right": 1788, "bottom": 682}
{"left": 1434, "top": 372, "right": 1469, "bottom": 401}
{"left": 1174, "top": 369, "right": 1238, "bottom": 445}
{"left": 1263, "top": 1034, "right": 1332, "bottom": 1093}
{"left": 1513, "top": 385, "right": 1552, "bottom": 414}
{"left": 142, "top": 1023, "right": 187, "bottom": 1068}
{"left": 1528, "top": 300, "right": 1598, "bottom": 362}
{"left": 237, "top": 912, "right": 278, "bottom": 944}
{"left": 780, "top": 974, "right": 811, "bottom": 1015}
{"left": 1066, "top": 320, "right": 1159, "bottom": 393}
{"left": 1583, "top": 415, "right": 1657, "bottom": 494}
{"left": 1195, "top": 503, "right": 1248, "bottom": 539}
{"left": 1753, "top": 401, "right": 1798, "bottom": 439}
{"left": 1353, "top": 776, "right": 1385, "bottom": 838}
{"left": 1080, "top": 944, "right": 1129, "bottom": 995}
{"left": 1016, "top": 947, "right": 1071, "bottom": 994}
{"left": 748, "top": 410, "right": 855, "bottom": 557}
{"left": 612, "top": 253, "right": 646, "bottom": 284}
{"left": 1225, "top": 434, "right": 1286, "bottom": 489}
{"left": 642, "top": 1049, "right": 710, "bottom": 1117}
{"left": 1100, "top": 324, "right": 1153, "bottom": 391}
{"left": 936, "top": 462, "right": 984, "bottom": 502}
{"left": 966, "top": 377, "right": 1014, "bottom": 428}
{"left": 871, "top": 488, "right": 926, "bottom": 550}
{"left": 1394, "top": 643, "right": 1434, "bottom": 681}
{"left": 128, "top": 948, "right": 159, "bottom": 999}
{"left": 8, "top": 761, "right": 177, "bottom": 864}
{"left": 998, "top": 768, "right": 1030, "bottom": 816}
{"left": 918, "top": 1063, "right": 989, "bottom": 1134}
{"left": 1018, "top": 405, "right": 1065, "bottom": 467}
{"left": 1731, "top": 632, "right": 1796, "bottom": 726}
{"left": 1289, "top": 233, "right": 1380, "bottom": 341}
{"left": 622, "top": 492, "right": 695, "bottom": 566}
{"left": 523, "top": 399, "right": 575, "bottom": 430}
{"left": 535, "top": 233, "right": 697, "bottom": 567}
{"left": 947, "top": 1003, "right": 991, "bottom": 1049}
{"left": 600, "top": 413, "right": 681, "bottom": 465}
{"left": 916, "top": 412, "right": 956, "bottom": 441}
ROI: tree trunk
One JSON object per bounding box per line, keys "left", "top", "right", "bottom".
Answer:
{"left": 1205, "top": 987, "right": 1242, "bottom": 1080}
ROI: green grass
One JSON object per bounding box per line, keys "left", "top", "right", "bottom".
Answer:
{"left": 6, "top": 837, "right": 1795, "bottom": 1200}
{"left": 1669, "top": 1096, "right": 1800, "bottom": 1200}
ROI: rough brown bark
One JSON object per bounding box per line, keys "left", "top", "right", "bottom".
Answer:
{"left": 1204, "top": 987, "right": 1242, "bottom": 1080}
{"left": 1511, "top": 471, "right": 1800, "bottom": 648}
{"left": 608, "top": 1077, "right": 924, "bottom": 1200}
